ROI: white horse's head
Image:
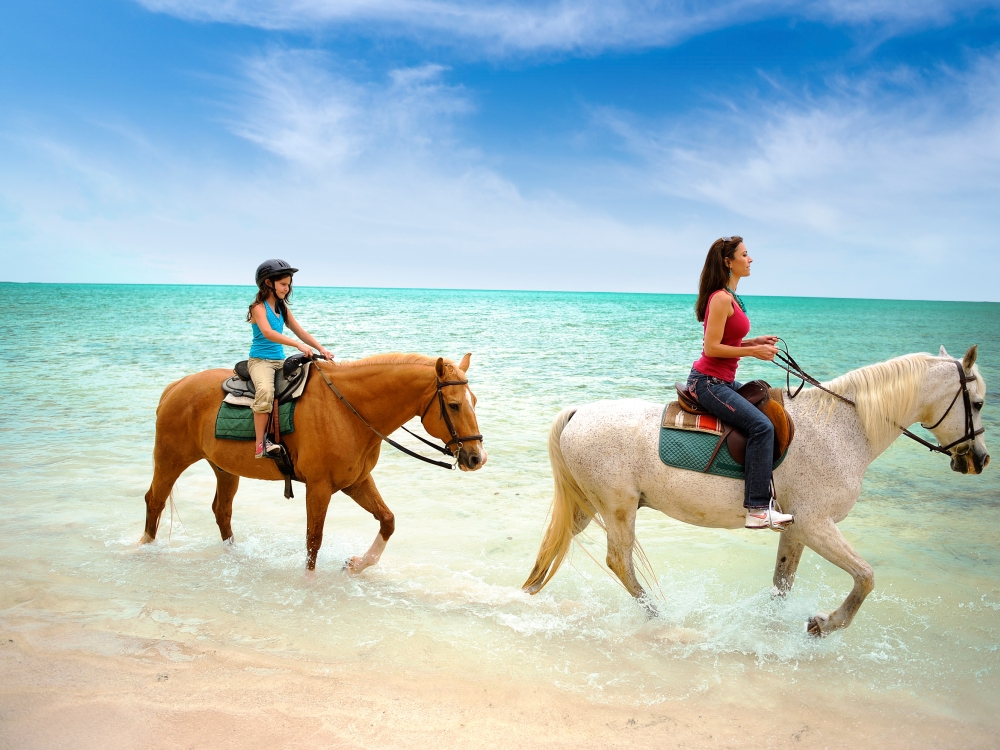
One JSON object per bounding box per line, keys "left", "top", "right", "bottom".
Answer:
{"left": 934, "top": 345, "right": 989, "bottom": 474}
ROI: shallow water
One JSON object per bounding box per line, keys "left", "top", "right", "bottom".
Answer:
{"left": 2, "top": 284, "right": 999, "bottom": 723}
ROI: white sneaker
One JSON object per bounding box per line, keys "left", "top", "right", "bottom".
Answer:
{"left": 745, "top": 499, "right": 793, "bottom": 531}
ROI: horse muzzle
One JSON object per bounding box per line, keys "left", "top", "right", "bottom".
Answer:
{"left": 951, "top": 446, "right": 990, "bottom": 475}
{"left": 457, "top": 444, "right": 486, "bottom": 472}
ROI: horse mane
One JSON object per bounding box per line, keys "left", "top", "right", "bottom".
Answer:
{"left": 804, "top": 353, "right": 938, "bottom": 448}
{"left": 335, "top": 352, "right": 441, "bottom": 368}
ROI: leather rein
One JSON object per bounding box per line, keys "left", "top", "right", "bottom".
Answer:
{"left": 773, "top": 340, "right": 983, "bottom": 456}
{"left": 313, "top": 362, "right": 481, "bottom": 471}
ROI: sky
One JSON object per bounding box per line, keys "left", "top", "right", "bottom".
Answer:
{"left": 1, "top": 0, "right": 999, "bottom": 300}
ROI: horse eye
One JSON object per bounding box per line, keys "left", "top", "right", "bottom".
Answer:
{"left": 973, "top": 401, "right": 983, "bottom": 412}
{"left": 449, "top": 402, "right": 461, "bottom": 412}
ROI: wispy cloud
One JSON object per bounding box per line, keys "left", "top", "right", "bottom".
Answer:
{"left": 598, "top": 51, "right": 1000, "bottom": 279}
{"left": 231, "top": 51, "right": 471, "bottom": 165}
{"left": 133, "top": 0, "right": 997, "bottom": 54}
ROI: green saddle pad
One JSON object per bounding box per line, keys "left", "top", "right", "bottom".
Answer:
{"left": 658, "top": 406, "right": 787, "bottom": 479}
{"left": 215, "top": 401, "right": 296, "bottom": 441}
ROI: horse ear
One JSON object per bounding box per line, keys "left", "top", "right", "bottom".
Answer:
{"left": 458, "top": 352, "right": 471, "bottom": 373}
{"left": 963, "top": 345, "right": 978, "bottom": 372}
{"left": 939, "top": 345, "right": 949, "bottom": 358}
{"left": 435, "top": 357, "right": 446, "bottom": 378}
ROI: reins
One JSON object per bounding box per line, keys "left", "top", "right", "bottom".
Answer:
{"left": 313, "top": 360, "right": 480, "bottom": 471}
{"left": 773, "top": 341, "right": 982, "bottom": 455}
{"left": 772, "top": 338, "right": 855, "bottom": 406}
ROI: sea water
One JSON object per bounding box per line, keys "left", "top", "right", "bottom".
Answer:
{"left": 1, "top": 284, "right": 998, "bottom": 722}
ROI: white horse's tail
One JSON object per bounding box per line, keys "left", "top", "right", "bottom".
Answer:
{"left": 523, "top": 407, "right": 592, "bottom": 594}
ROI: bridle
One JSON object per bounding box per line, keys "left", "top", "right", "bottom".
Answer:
{"left": 314, "top": 362, "right": 482, "bottom": 470}
{"left": 415, "top": 378, "right": 484, "bottom": 453}
{"left": 899, "top": 358, "right": 984, "bottom": 455}
{"left": 774, "top": 341, "right": 983, "bottom": 456}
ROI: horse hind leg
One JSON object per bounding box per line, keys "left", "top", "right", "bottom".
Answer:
{"left": 209, "top": 461, "right": 239, "bottom": 544}
{"left": 772, "top": 533, "right": 806, "bottom": 596}
{"left": 341, "top": 475, "right": 394, "bottom": 575}
{"left": 603, "top": 501, "right": 657, "bottom": 617}
{"left": 801, "top": 520, "right": 874, "bottom": 636}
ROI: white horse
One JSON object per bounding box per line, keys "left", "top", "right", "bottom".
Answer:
{"left": 523, "top": 346, "right": 989, "bottom": 636}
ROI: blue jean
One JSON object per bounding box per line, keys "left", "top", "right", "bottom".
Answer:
{"left": 686, "top": 368, "right": 774, "bottom": 509}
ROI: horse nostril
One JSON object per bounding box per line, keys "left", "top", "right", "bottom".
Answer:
{"left": 469, "top": 454, "right": 480, "bottom": 467}
{"left": 984, "top": 454, "right": 991, "bottom": 469}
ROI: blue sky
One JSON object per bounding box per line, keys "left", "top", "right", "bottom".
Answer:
{"left": 2, "top": 0, "right": 999, "bottom": 299}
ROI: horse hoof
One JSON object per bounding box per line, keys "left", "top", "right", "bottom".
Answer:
{"left": 223, "top": 536, "right": 235, "bottom": 546}
{"left": 638, "top": 595, "right": 660, "bottom": 619}
{"left": 344, "top": 556, "right": 365, "bottom": 574}
{"left": 139, "top": 532, "right": 155, "bottom": 545}
{"left": 806, "top": 613, "right": 829, "bottom": 637}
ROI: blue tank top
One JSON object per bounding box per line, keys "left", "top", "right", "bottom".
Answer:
{"left": 249, "top": 301, "right": 286, "bottom": 360}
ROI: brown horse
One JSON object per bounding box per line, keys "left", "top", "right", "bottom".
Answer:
{"left": 141, "top": 353, "right": 486, "bottom": 570}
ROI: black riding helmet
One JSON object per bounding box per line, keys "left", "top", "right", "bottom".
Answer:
{"left": 255, "top": 259, "right": 299, "bottom": 287}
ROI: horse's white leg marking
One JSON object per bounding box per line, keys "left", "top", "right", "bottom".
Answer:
{"left": 347, "top": 533, "right": 387, "bottom": 575}
{"left": 342, "top": 475, "right": 395, "bottom": 575}
{"left": 800, "top": 520, "right": 874, "bottom": 636}
{"left": 772, "top": 533, "right": 806, "bottom": 596}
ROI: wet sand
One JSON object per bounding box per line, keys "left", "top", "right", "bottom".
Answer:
{"left": 2, "top": 623, "right": 995, "bottom": 750}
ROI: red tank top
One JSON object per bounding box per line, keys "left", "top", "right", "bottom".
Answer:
{"left": 692, "top": 289, "right": 750, "bottom": 382}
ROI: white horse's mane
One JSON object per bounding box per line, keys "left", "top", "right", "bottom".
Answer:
{"left": 801, "top": 353, "right": 938, "bottom": 448}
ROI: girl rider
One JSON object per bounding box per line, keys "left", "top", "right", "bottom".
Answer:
{"left": 248, "top": 259, "right": 333, "bottom": 459}
{"left": 686, "top": 237, "right": 794, "bottom": 531}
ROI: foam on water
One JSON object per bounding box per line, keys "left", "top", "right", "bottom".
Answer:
{"left": 1, "top": 284, "right": 998, "bottom": 719}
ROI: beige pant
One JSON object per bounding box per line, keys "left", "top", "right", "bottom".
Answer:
{"left": 248, "top": 358, "right": 283, "bottom": 414}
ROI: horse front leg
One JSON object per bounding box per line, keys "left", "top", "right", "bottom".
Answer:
{"left": 772, "top": 533, "right": 805, "bottom": 596}
{"left": 305, "top": 481, "right": 334, "bottom": 571}
{"left": 341, "top": 474, "right": 394, "bottom": 575}
{"left": 801, "top": 520, "right": 874, "bottom": 636}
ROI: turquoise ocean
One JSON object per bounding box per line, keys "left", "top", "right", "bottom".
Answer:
{"left": 2, "top": 284, "right": 999, "bottom": 728}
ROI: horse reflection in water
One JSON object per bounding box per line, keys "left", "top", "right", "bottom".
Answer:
{"left": 141, "top": 353, "right": 486, "bottom": 571}
{"left": 524, "top": 346, "right": 989, "bottom": 636}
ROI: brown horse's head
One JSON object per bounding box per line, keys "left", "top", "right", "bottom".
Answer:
{"left": 422, "top": 353, "right": 486, "bottom": 471}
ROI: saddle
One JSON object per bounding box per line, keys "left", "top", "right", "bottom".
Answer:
{"left": 221, "top": 354, "right": 314, "bottom": 499}
{"left": 671, "top": 380, "right": 795, "bottom": 469}
{"left": 222, "top": 353, "right": 312, "bottom": 406}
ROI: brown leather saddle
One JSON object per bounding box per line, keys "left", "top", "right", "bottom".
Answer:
{"left": 674, "top": 380, "right": 795, "bottom": 469}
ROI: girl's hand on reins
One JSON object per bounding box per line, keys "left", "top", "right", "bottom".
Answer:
{"left": 318, "top": 347, "right": 334, "bottom": 361}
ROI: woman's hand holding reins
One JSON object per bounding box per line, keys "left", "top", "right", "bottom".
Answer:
{"left": 749, "top": 343, "right": 779, "bottom": 361}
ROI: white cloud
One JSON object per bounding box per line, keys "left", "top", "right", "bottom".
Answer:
{"left": 595, "top": 52, "right": 1000, "bottom": 295}
{"left": 132, "top": 0, "right": 998, "bottom": 55}
{"left": 3, "top": 45, "right": 999, "bottom": 300}
{"left": 231, "top": 51, "right": 471, "bottom": 165}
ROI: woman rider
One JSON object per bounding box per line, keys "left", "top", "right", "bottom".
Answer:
{"left": 686, "top": 236, "right": 794, "bottom": 530}
{"left": 248, "top": 259, "right": 334, "bottom": 459}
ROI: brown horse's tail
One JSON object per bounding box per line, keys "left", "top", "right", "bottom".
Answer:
{"left": 522, "top": 407, "right": 590, "bottom": 595}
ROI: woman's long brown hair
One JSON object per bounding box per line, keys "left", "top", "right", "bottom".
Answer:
{"left": 695, "top": 236, "right": 742, "bottom": 322}
{"left": 246, "top": 275, "right": 292, "bottom": 322}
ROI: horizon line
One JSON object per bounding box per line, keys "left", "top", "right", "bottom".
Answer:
{"left": 1, "top": 280, "right": 997, "bottom": 305}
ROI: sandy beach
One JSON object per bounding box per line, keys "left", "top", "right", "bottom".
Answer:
{"left": 2, "top": 618, "right": 995, "bottom": 750}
